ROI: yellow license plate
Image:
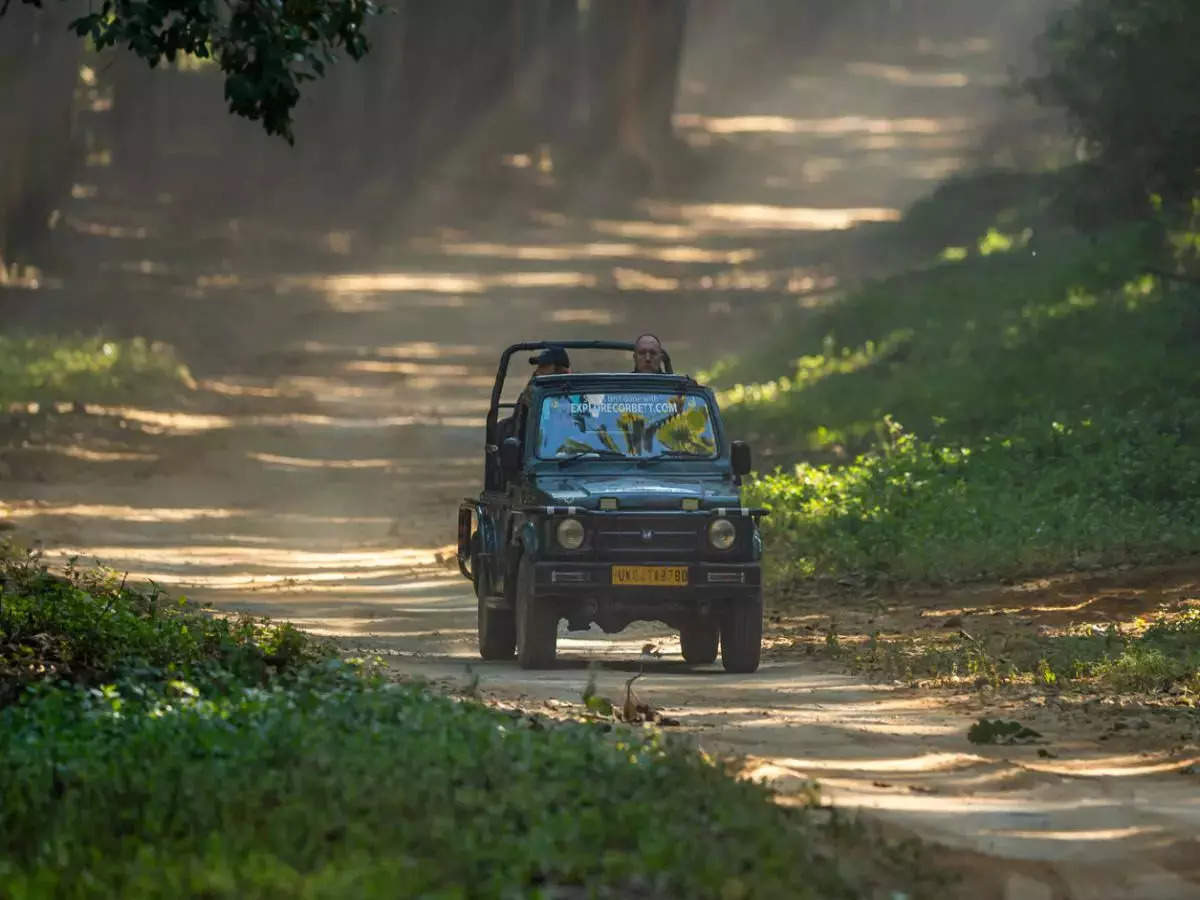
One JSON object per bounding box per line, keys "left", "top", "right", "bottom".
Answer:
{"left": 612, "top": 565, "right": 688, "bottom": 587}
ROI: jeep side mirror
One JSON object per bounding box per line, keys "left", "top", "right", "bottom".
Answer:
{"left": 500, "top": 437, "right": 522, "bottom": 475}
{"left": 731, "top": 441, "right": 752, "bottom": 477}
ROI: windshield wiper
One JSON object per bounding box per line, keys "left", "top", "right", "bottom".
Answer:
{"left": 638, "top": 450, "right": 712, "bottom": 466}
{"left": 557, "top": 449, "right": 629, "bottom": 467}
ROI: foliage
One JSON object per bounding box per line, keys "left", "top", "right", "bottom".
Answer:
{"left": 717, "top": 226, "right": 1196, "bottom": 459}
{"left": 1027, "top": 0, "right": 1200, "bottom": 217}
{"left": 6, "top": 0, "right": 377, "bottom": 141}
{"left": 710, "top": 173, "right": 1200, "bottom": 590}
{"left": 747, "top": 406, "right": 1200, "bottom": 588}
{"left": 0, "top": 547, "right": 324, "bottom": 706}
{"left": 0, "top": 334, "right": 192, "bottom": 406}
{"left": 0, "top": 549, "right": 930, "bottom": 898}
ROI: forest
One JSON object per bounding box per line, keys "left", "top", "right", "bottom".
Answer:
{"left": 2, "top": 1, "right": 1199, "bottom": 898}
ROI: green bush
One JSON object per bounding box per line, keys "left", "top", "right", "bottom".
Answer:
{"left": 0, "top": 671, "right": 860, "bottom": 899}
{"left": 0, "top": 550, "right": 918, "bottom": 899}
{"left": 0, "top": 549, "right": 323, "bottom": 706}
{"left": 747, "top": 404, "right": 1200, "bottom": 587}
{"left": 0, "top": 334, "right": 192, "bottom": 407}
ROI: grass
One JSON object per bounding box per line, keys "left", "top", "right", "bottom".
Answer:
{"left": 0, "top": 334, "right": 193, "bottom": 407}
{"left": 0, "top": 547, "right": 936, "bottom": 898}
{"left": 845, "top": 609, "right": 1200, "bottom": 697}
{"left": 708, "top": 169, "right": 1200, "bottom": 595}
{"left": 746, "top": 406, "right": 1200, "bottom": 587}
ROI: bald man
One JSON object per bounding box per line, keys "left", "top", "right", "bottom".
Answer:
{"left": 632, "top": 333, "right": 666, "bottom": 373}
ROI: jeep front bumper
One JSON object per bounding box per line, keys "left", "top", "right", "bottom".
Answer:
{"left": 532, "top": 561, "right": 760, "bottom": 598}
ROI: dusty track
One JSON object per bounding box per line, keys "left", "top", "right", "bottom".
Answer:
{"left": 3, "top": 31, "right": 1199, "bottom": 899}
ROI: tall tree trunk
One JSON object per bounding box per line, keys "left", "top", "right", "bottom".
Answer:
{"left": 587, "top": 0, "right": 689, "bottom": 190}
{"left": 0, "top": 3, "right": 81, "bottom": 275}
{"left": 541, "top": 0, "right": 580, "bottom": 144}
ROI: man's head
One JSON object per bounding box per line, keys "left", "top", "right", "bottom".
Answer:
{"left": 633, "top": 333, "right": 665, "bottom": 373}
{"left": 529, "top": 345, "right": 571, "bottom": 376}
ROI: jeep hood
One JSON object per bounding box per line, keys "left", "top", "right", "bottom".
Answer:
{"left": 531, "top": 472, "right": 739, "bottom": 511}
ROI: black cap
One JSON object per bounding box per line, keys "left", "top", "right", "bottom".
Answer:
{"left": 529, "top": 346, "right": 570, "bottom": 368}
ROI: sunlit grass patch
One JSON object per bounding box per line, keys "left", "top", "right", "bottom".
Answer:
{"left": 747, "top": 406, "right": 1200, "bottom": 588}
{"left": 717, "top": 227, "right": 1193, "bottom": 458}
{"left": 0, "top": 334, "right": 193, "bottom": 407}
{"left": 844, "top": 609, "right": 1200, "bottom": 698}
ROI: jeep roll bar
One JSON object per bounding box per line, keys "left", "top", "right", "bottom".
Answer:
{"left": 485, "top": 341, "right": 674, "bottom": 446}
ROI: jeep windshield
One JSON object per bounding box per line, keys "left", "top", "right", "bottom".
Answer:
{"left": 535, "top": 391, "right": 718, "bottom": 460}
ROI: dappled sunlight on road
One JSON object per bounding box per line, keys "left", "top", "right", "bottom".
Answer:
{"left": 844, "top": 61, "right": 972, "bottom": 88}
{"left": 641, "top": 199, "right": 901, "bottom": 232}
{"left": 283, "top": 270, "right": 601, "bottom": 298}
{"left": 5, "top": 502, "right": 243, "bottom": 523}
{"left": 63, "top": 404, "right": 484, "bottom": 433}
{"left": 246, "top": 451, "right": 475, "bottom": 472}
{"left": 51, "top": 544, "right": 442, "bottom": 570}
{"left": 587, "top": 218, "right": 702, "bottom": 242}
{"left": 19, "top": 444, "right": 159, "bottom": 463}
{"left": 295, "top": 340, "right": 490, "bottom": 359}
{"left": 674, "top": 113, "right": 974, "bottom": 137}
{"left": 426, "top": 239, "right": 759, "bottom": 266}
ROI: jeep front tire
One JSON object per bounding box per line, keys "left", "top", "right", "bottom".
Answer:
{"left": 515, "top": 555, "right": 558, "bottom": 669}
{"left": 679, "top": 618, "right": 719, "bottom": 664}
{"left": 720, "top": 590, "right": 762, "bottom": 674}
{"left": 474, "top": 533, "right": 515, "bottom": 660}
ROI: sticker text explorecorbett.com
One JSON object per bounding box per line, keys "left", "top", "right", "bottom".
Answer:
{"left": 570, "top": 400, "right": 677, "bottom": 416}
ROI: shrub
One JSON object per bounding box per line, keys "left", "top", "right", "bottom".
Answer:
{"left": 0, "top": 547, "right": 327, "bottom": 706}
{"left": 747, "top": 406, "right": 1200, "bottom": 587}
{"left": 1028, "top": 0, "right": 1200, "bottom": 218}
{"left": 0, "top": 334, "right": 192, "bottom": 407}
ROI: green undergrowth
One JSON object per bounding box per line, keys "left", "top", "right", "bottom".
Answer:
{"left": 0, "top": 548, "right": 933, "bottom": 899}
{"left": 712, "top": 170, "right": 1200, "bottom": 590}
{"left": 747, "top": 404, "right": 1200, "bottom": 587}
{"left": 0, "top": 334, "right": 193, "bottom": 407}
{"left": 847, "top": 609, "right": 1200, "bottom": 698}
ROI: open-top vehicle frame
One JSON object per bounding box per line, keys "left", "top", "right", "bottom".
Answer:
{"left": 457, "top": 340, "right": 767, "bottom": 672}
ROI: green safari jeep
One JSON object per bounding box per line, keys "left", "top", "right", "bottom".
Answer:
{"left": 457, "top": 341, "right": 767, "bottom": 672}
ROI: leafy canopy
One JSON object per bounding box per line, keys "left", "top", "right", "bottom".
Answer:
{"left": 6, "top": 0, "right": 378, "bottom": 141}
{"left": 1028, "top": 0, "right": 1200, "bottom": 212}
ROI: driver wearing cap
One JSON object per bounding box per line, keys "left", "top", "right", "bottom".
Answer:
{"left": 497, "top": 347, "right": 572, "bottom": 453}
{"left": 528, "top": 345, "right": 572, "bottom": 376}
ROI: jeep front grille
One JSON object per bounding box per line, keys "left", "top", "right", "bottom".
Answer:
{"left": 595, "top": 518, "right": 701, "bottom": 559}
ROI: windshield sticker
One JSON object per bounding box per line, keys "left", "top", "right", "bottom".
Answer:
{"left": 538, "top": 392, "right": 716, "bottom": 459}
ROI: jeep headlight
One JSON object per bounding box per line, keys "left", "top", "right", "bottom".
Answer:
{"left": 708, "top": 517, "right": 736, "bottom": 550}
{"left": 556, "top": 517, "right": 585, "bottom": 550}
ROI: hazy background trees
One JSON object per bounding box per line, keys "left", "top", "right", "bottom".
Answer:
{"left": 5, "top": 0, "right": 1196, "bottom": 279}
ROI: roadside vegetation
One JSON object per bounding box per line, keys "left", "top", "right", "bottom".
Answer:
{"left": 842, "top": 607, "right": 1200, "bottom": 696}
{"left": 719, "top": 182, "right": 1200, "bottom": 589}
{"left": 0, "top": 334, "right": 193, "bottom": 408}
{"left": 713, "top": 169, "right": 1200, "bottom": 701}
{"left": 0, "top": 546, "right": 937, "bottom": 898}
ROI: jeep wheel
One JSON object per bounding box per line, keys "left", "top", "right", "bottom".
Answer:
{"left": 474, "top": 534, "right": 515, "bottom": 660}
{"left": 516, "top": 555, "right": 557, "bottom": 669}
{"left": 720, "top": 591, "right": 762, "bottom": 674}
{"left": 679, "top": 618, "right": 719, "bottom": 664}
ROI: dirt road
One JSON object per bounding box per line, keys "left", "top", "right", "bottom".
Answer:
{"left": 3, "top": 30, "right": 1198, "bottom": 898}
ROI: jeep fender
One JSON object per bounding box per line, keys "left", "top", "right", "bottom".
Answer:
{"left": 516, "top": 517, "right": 541, "bottom": 561}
